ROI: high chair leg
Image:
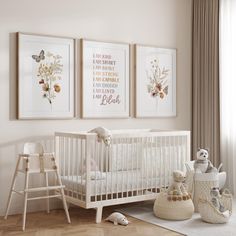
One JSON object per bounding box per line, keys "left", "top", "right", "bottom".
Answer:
{"left": 55, "top": 170, "right": 71, "bottom": 224}
{"left": 61, "top": 188, "right": 71, "bottom": 224}
{"left": 22, "top": 172, "right": 29, "bottom": 231}
{"left": 45, "top": 172, "right": 50, "bottom": 213}
{"left": 4, "top": 156, "right": 21, "bottom": 219}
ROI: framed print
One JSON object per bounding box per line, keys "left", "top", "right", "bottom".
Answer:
{"left": 135, "top": 45, "right": 176, "bottom": 117}
{"left": 82, "top": 39, "right": 129, "bottom": 118}
{"left": 18, "top": 33, "right": 75, "bottom": 119}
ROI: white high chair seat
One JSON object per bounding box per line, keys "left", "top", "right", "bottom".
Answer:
{"left": 4, "top": 142, "right": 71, "bottom": 231}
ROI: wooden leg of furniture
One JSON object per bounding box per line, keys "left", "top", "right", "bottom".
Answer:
{"left": 45, "top": 172, "right": 50, "bottom": 213}
{"left": 96, "top": 206, "right": 103, "bottom": 223}
{"left": 55, "top": 170, "right": 71, "bottom": 224}
{"left": 22, "top": 172, "right": 29, "bottom": 231}
{"left": 4, "top": 157, "right": 21, "bottom": 219}
{"left": 61, "top": 188, "right": 71, "bottom": 224}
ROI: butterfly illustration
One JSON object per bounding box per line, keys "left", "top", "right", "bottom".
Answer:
{"left": 32, "top": 50, "right": 45, "bottom": 63}
{"left": 163, "top": 86, "right": 168, "bottom": 95}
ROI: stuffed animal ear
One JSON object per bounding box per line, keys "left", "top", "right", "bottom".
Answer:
{"left": 205, "top": 148, "right": 210, "bottom": 152}
{"left": 197, "top": 147, "right": 201, "bottom": 151}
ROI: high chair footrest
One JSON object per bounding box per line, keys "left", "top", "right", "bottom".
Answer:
{"left": 28, "top": 194, "right": 62, "bottom": 201}
{"left": 25, "top": 185, "right": 65, "bottom": 192}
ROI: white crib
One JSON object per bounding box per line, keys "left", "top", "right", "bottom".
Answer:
{"left": 55, "top": 129, "right": 190, "bottom": 223}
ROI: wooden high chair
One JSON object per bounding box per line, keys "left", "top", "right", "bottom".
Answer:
{"left": 4, "top": 142, "right": 71, "bottom": 230}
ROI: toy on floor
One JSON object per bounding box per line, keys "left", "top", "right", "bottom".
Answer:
{"left": 194, "top": 148, "right": 217, "bottom": 173}
{"left": 105, "top": 212, "right": 129, "bottom": 226}
{"left": 88, "top": 127, "right": 112, "bottom": 146}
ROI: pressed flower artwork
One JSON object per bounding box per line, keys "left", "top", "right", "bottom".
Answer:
{"left": 32, "top": 50, "right": 63, "bottom": 106}
{"left": 146, "top": 58, "right": 169, "bottom": 99}
{"left": 136, "top": 45, "right": 176, "bottom": 117}
{"left": 18, "top": 33, "right": 74, "bottom": 119}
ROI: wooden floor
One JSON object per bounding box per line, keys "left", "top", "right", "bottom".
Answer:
{"left": 0, "top": 204, "right": 182, "bottom": 236}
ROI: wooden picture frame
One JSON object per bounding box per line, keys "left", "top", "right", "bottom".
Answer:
{"left": 18, "top": 32, "right": 75, "bottom": 119}
{"left": 81, "top": 39, "right": 129, "bottom": 118}
{"left": 135, "top": 45, "right": 176, "bottom": 117}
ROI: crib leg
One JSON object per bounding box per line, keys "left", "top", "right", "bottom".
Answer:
{"left": 95, "top": 206, "right": 103, "bottom": 223}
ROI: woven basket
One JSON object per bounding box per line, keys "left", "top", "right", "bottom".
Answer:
{"left": 193, "top": 172, "right": 219, "bottom": 212}
{"left": 198, "top": 189, "right": 233, "bottom": 224}
{"left": 153, "top": 192, "right": 194, "bottom": 220}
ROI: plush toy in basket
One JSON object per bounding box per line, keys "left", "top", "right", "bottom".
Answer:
{"left": 185, "top": 148, "right": 227, "bottom": 212}
{"left": 194, "top": 148, "right": 218, "bottom": 173}
{"left": 153, "top": 170, "right": 194, "bottom": 220}
{"left": 198, "top": 188, "right": 233, "bottom": 224}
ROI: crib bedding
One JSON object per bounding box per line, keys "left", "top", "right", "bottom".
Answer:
{"left": 61, "top": 170, "right": 169, "bottom": 196}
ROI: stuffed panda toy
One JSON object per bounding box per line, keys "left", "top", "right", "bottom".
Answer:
{"left": 194, "top": 148, "right": 217, "bottom": 173}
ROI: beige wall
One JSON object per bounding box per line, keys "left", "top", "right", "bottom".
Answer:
{"left": 0, "top": 0, "right": 192, "bottom": 215}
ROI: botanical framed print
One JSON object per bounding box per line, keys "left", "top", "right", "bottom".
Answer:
{"left": 18, "top": 33, "right": 75, "bottom": 119}
{"left": 82, "top": 39, "right": 129, "bottom": 118}
{"left": 135, "top": 45, "right": 176, "bottom": 117}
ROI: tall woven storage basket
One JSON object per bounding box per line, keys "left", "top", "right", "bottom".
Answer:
{"left": 193, "top": 172, "right": 219, "bottom": 212}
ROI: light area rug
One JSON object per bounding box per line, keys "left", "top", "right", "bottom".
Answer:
{"left": 117, "top": 200, "right": 236, "bottom": 236}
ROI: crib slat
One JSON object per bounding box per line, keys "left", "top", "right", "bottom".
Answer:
{"left": 100, "top": 140, "right": 103, "bottom": 198}
{"left": 169, "top": 136, "right": 171, "bottom": 180}
{"left": 121, "top": 138, "right": 124, "bottom": 199}
{"left": 126, "top": 137, "right": 129, "bottom": 198}
{"left": 85, "top": 136, "right": 92, "bottom": 204}
{"left": 145, "top": 137, "right": 148, "bottom": 193}
{"left": 131, "top": 137, "right": 134, "bottom": 197}
{"left": 75, "top": 138, "right": 79, "bottom": 199}
{"left": 80, "top": 139, "right": 83, "bottom": 200}
{"left": 71, "top": 138, "right": 74, "bottom": 197}
{"left": 94, "top": 138, "right": 97, "bottom": 202}
{"left": 116, "top": 138, "right": 118, "bottom": 198}
{"left": 105, "top": 143, "right": 108, "bottom": 201}
{"left": 140, "top": 138, "right": 145, "bottom": 194}
{"left": 155, "top": 137, "right": 158, "bottom": 192}
{"left": 63, "top": 137, "right": 66, "bottom": 180}
{"left": 110, "top": 142, "right": 113, "bottom": 200}
{"left": 135, "top": 138, "right": 138, "bottom": 195}
{"left": 160, "top": 136, "right": 163, "bottom": 189}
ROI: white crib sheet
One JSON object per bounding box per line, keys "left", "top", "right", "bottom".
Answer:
{"left": 61, "top": 170, "right": 169, "bottom": 196}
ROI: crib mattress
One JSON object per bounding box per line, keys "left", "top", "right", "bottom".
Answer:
{"left": 61, "top": 170, "right": 169, "bottom": 196}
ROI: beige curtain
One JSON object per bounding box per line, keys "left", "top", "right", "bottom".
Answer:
{"left": 192, "top": 0, "right": 220, "bottom": 166}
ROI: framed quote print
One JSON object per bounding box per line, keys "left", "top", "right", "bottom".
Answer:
{"left": 135, "top": 45, "right": 176, "bottom": 117}
{"left": 18, "top": 33, "right": 75, "bottom": 119}
{"left": 82, "top": 39, "right": 129, "bottom": 118}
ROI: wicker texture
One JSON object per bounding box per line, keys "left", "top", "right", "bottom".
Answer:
{"left": 153, "top": 192, "right": 194, "bottom": 220}
{"left": 193, "top": 173, "right": 219, "bottom": 212}
{"left": 198, "top": 189, "right": 233, "bottom": 224}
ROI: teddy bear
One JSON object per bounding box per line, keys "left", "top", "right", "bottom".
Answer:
{"left": 88, "top": 127, "right": 112, "bottom": 146}
{"left": 194, "top": 148, "right": 217, "bottom": 173}
{"left": 168, "top": 170, "right": 188, "bottom": 196}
